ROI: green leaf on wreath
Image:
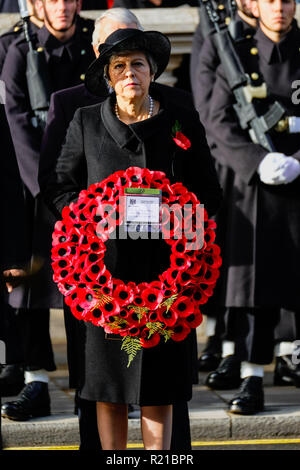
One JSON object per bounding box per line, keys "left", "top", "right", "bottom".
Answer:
{"left": 160, "top": 294, "right": 178, "bottom": 312}
{"left": 121, "top": 336, "right": 143, "bottom": 367}
{"left": 146, "top": 321, "right": 165, "bottom": 338}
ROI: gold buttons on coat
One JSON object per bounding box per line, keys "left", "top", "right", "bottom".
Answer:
{"left": 225, "top": 17, "right": 231, "bottom": 25}
{"left": 251, "top": 72, "right": 259, "bottom": 80}
{"left": 80, "top": 74, "right": 85, "bottom": 81}
{"left": 82, "top": 27, "right": 88, "bottom": 33}
{"left": 218, "top": 4, "right": 225, "bottom": 9}
{"left": 14, "top": 26, "right": 20, "bottom": 32}
{"left": 250, "top": 47, "right": 258, "bottom": 55}
{"left": 37, "top": 47, "right": 44, "bottom": 52}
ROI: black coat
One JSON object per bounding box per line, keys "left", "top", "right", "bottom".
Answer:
{"left": 41, "top": 87, "right": 222, "bottom": 404}
{"left": 113, "top": 0, "right": 198, "bottom": 7}
{"left": 1, "top": 19, "right": 95, "bottom": 309}
{"left": 0, "top": 105, "right": 26, "bottom": 273}
{"left": 208, "top": 24, "right": 300, "bottom": 309}
{"left": 0, "top": 0, "right": 19, "bottom": 12}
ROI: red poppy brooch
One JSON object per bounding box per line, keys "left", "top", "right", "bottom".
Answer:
{"left": 51, "top": 167, "right": 221, "bottom": 366}
{"left": 172, "top": 120, "right": 191, "bottom": 150}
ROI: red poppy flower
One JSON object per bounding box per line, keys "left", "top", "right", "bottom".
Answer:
{"left": 126, "top": 308, "right": 148, "bottom": 327}
{"left": 170, "top": 253, "right": 191, "bottom": 271}
{"left": 125, "top": 167, "right": 145, "bottom": 186}
{"left": 161, "top": 204, "right": 183, "bottom": 241}
{"left": 157, "top": 306, "right": 178, "bottom": 327}
{"left": 190, "top": 288, "right": 209, "bottom": 306}
{"left": 163, "top": 267, "right": 180, "bottom": 286}
{"left": 149, "top": 171, "right": 169, "bottom": 189}
{"left": 171, "top": 320, "right": 191, "bottom": 342}
{"left": 140, "top": 329, "right": 161, "bottom": 348}
{"left": 182, "top": 309, "right": 203, "bottom": 329}
{"left": 141, "top": 286, "right": 164, "bottom": 310}
{"left": 99, "top": 297, "right": 121, "bottom": 319}
{"left": 172, "top": 182, "right": 188, "bottom": 198}
{"left": 173, "top": 131, "right": 191, "bottom": 151}
{"left": 51, "top": 242, "right": 74, "bottom": 262}
{"left": 113, "top": 283, "right": 134, "bottom": 307}
{"left": 171, "top": 296, "right": 194, "bottom": 318}
{"left": 177, "top": 270, "right": 193, "bottom": 287}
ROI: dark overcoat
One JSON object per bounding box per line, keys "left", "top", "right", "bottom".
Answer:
{"left": 0, "top": 0, "right": 19, "bottom": 12}
{"left": 1, "top": 18, "right": 95, "bottom": 309}
{"left": 41, "top": 87, "right": 222, "bottom": 404}
{"left": 0, "top": 104, "right": 27, "bottom": 348}
{"left": 208, "top": 24, "right": 300, "bottom": 309}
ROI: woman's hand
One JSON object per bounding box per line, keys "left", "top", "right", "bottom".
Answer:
{"left": 3, "top": 268, "right": 27, "bottom": 293}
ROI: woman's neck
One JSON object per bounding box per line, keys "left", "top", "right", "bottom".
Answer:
{"left": 115, "top": 95, "right": 154, "bottom": 124}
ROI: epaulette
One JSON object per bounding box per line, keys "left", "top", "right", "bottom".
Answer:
{"left": 77, "top": 16, "right": 95, "bottom": 37}
{"left": 0, "top": 19, "right": 23, "bottom": 40}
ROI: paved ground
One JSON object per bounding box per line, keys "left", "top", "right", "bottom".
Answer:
{"left": 1, "top": 310, "right": 300, "bottom": 449}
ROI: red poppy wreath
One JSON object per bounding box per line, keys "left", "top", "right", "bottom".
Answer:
{"left": 51, "top": 167, "right": 222, "bottom": 366}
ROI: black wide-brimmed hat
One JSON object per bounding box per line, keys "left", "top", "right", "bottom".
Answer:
{"left": 85, "top": 28, "right": 171, "bottom": 97}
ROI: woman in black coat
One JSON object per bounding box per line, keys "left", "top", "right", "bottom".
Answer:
{"left": 41, "top": 28, "right": 222, "bottom": 450}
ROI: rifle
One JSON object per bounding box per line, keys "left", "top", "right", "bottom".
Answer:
{"left": 18, "top": 0, "right": 52, "bottom": 131}
{"left": 199, "top": 0, "right": 286, "bottom": 152}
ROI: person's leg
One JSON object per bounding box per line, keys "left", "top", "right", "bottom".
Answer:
{"left": 96, "top": 402, "right": 128, "bottom": 450}
{"left": 170, "top": 401, "right": 191, "bottom": 451}
{"left": 141, "top": 404, "right": 173, "bottom": 450}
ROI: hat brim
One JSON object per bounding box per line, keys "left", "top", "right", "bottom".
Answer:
{"left": 85, "top": 30, "right": 171, "bottom": 97}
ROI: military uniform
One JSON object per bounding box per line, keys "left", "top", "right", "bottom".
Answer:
{"left": 190, "top": 5, "right": 257, "bottom": 372}
{"left": 0, "top": 0, "right": 19, "bottom": 12}
{"left": 1, "top": 17, "right": 95, "bottom": 376}
{"left": 207, "top": 22, "right": 300, "bottom": 367}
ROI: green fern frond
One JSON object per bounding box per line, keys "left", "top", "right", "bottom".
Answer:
{"left": 146, "top": 321, "right": 165, "bottom": 338}
{"left": 121, "top": 336, "right": 143, "bottom": 367}
{"left": 160, "top": 294, "right": 178, "bottom": 312}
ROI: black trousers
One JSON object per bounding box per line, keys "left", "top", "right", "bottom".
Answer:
{"left": 223, "top": 307, "right": 300, "bottom": 364}
{"left": 2, "top": 306, "right": 56, "bottom": 371}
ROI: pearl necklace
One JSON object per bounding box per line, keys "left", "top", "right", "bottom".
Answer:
{"left": 115, "top": 95, "right": 154, "bottom": 121}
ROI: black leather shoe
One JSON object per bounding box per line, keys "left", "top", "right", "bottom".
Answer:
{"left": 205, "top": 355, "right": 241, "bottom": 390}
{"left": 273, "top": 356, "right": 300, "bottom": 387}
{"left": 1, "top": 381, "right": 51, "bottom": 421}
{"left": 198, "top": 353, "right": 221, "bottom": 372}
{"left": 229, "top": 376, "right": 264, "bottom": 415}
{"left": 0, "top": 365, "right": 24, "bottom": 397}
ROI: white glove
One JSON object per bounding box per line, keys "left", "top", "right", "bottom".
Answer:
{"left": 276, "top": 157, "right": 300, "bottom": 184}
{"left": 258, "top": 152, "right": 300, "bottom": 185}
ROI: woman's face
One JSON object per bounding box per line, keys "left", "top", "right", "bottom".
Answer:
{"left": 107, "top": 51, "right": 154, "bottom": 101}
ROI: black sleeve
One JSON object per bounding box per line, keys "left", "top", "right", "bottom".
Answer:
{"left": 208, "top": 63, "right": 268, "bottom": 184}
{"left": 1, "top": 42, "right": 42, "bottom": 197}
{"left": 40, "top": 108, "right": 87, "bottom": 219}
{"left": 0, "top": 105, "right": 27, "bottom": 270}
{"left": 173, "top": 109, "right": 223, "bottom": 218}
{"left": 39, "top": 91, "right": 69, "bottom": 196}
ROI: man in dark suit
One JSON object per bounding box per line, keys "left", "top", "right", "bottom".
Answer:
{"left": 0, "top": 0, "right": 95, "bottom": 422}
{"left": 39, "top": 7, "right": 198, "bottom": 451}
{"left": 0, "top": 104, "right": 28, "bottom": 449}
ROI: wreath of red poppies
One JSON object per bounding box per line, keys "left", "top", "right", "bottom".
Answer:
{"left": 51, "top": 167, "right": 222, "bottom": 365}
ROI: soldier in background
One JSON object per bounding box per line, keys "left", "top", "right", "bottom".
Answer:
{"left": 0, "top": 0, "right": 95, "bottom": 422}
{"left": 190, "top": 0, "right": 257, "bottom": 375}
{"left": 205, "top": 0, "right": 300, "bottom": 414}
